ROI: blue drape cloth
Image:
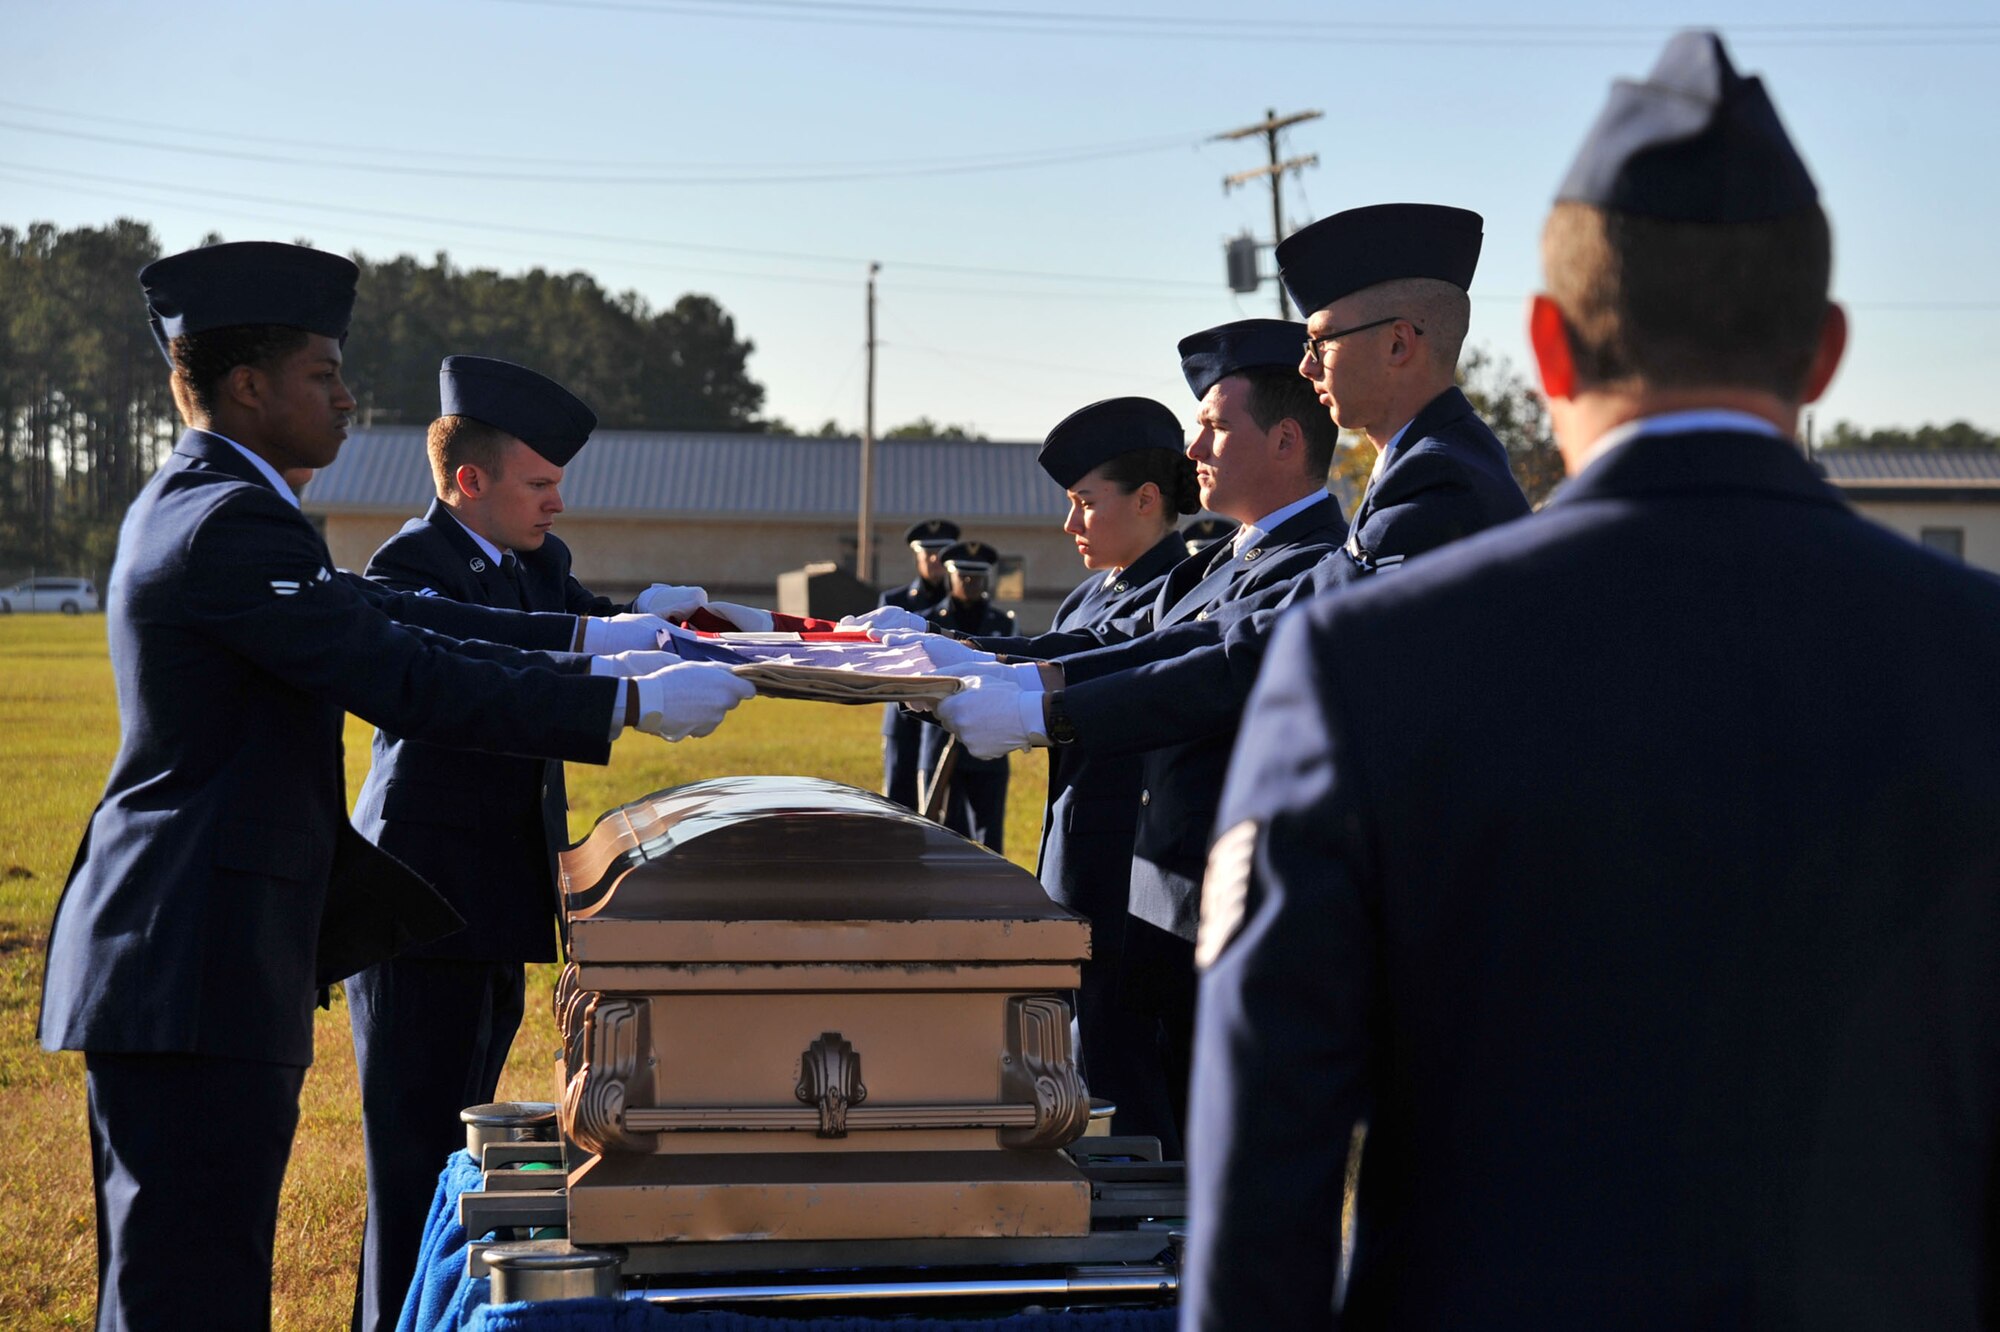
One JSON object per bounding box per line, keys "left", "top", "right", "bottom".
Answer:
{"left": 398, "top": 1150, "right": 492, "bottom": 1332}
{"left": 403, "top": 1148, "right": 1177, "bottom": 1332}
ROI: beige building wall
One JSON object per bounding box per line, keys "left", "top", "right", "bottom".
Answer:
{"left": 1847, "top": 500, "right": 2000, "bottom": 574}
{"left": 320, "top": 511, "right": 1101, "bottom": 633}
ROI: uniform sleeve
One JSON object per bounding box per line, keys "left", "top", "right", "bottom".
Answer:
{"left": 390, "top": 618, "right": 594, "bottom": 674}
{"left": 564, "top": 574, "right": 623, "bottom": 618}
{"left": 974, "top": 614, "right": 1147, "bottom": 660}
{"left": 188, "top": 495, "right": 616, "bottom": 763}
{"left": 342, "top": 569, "right": 578, "bottom": 652}
{"left": 1055, "top": 546, "right": 1339, "bottom": 754}
{"left": 1181, "top": 608, "right": 1376, "bottom": 1332}
{"left": 1351, "top": 446, "right": 1492, "bottom": 565}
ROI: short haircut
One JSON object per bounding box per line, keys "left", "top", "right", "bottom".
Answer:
{"left": 1342, "top": 276, "right": 1472, "bottom": 373}
{"left": 166, "top": 325, "right": 311, "bottom": 422}
{"left": 427, "top": 414, "right": 513, "bottom": 498}
{"left": 1240, "top": 365, "right": 1341, "bottom": 479}
{"left": 1097, "top": 446, "right": 1203, "bottom": 516}
{"left": 1541, "top": 200, "right": 1832, "bottom": 398}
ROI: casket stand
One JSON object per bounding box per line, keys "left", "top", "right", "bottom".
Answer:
{"left": 456, "top": 777, "right": 1185, "bottom": 1312}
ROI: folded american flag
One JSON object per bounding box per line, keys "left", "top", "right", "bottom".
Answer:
{"left": 654, "top": 626, "right": 963, "bottom": 706}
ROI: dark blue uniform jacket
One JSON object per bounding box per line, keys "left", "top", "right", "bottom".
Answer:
{"left": 1188, "top": 429, "right": 2000, "bottom": 1331}
{"left": 1036, "top": 530, "right": 1188, "bottom": 918}
{"left": 986, "top": 494, "right": 1348, "bottom": 941}
{"left": 1061, "top": 386, "right": 1531, "bottom": 756}
{"left": 353, "top": 499, "right": 626, "bottom": 961}
{"left": 38, "top": 432, "right": 618, "bottom": 1068}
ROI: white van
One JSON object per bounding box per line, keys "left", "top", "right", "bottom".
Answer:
{"left": 0, "top": 577, "right": 99, "bottom": 614}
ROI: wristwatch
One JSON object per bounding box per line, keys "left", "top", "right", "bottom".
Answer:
{"left": 1043, "top": 690, "right": 1077, "bottom": 746}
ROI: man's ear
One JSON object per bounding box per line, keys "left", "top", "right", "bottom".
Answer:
{"left": 1528, "top": 294, "right": 1577, "bottom": 402}
{"left": 1800, "top": 301, "right": 1848, "bottom": 405}
{"left": 221, "top": 363, "right": 263, "bottom": 414}
{"left": 1387, "top": 318, "right": 1423, "bottom": 366}
{"left": 454, "top": 463, "right": 486, "bottom": 500}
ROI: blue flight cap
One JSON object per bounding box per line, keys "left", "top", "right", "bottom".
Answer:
{"left": 1276, "top": 204, "right": 1483, "bottom": 316}
{"left": 1038, "top": 397, "right": 1184, "bottom": 489}
{"left": 941, "top": 540, "right": 1000, "bottom": 572}
{"left": 439, "top": 356, "right": 597, "bottom": 466}
{"left": 1183, "top": 516, "right": 1237, "bottom": 549}
{"left": 1557, "top": 30, "right": 1817, "bottom": 223}
{"left": 140, "top": 241, "right": 358, "bottom": 362}
{"left": 1177, "top": 319, "right": 1307, "bottom": 400}
{"left": 905, "top": 518, "right": 961, "bottom": 548}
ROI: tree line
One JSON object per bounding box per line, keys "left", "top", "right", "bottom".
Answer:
{"left": 0, "top": 221, "right": 768, "bottom": 580}
{"left": 3, "top": 218, "right": 1992, "bottom": 583}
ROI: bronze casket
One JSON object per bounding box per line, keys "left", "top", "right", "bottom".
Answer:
{"left": 553, "top": 776, "right": 1095, "bottom": 1246}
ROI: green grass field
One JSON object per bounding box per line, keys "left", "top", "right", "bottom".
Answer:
{"left": 0, "top": 616, "right": 1049, "bottom": 1329}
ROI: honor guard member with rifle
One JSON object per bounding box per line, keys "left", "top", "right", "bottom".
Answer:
{"left": 1027, "top": 397, "right": 1198, "bottom": 1144}
{"left": 1185, "top": 33, "right": 2000, "bottom": 1331}
{"left": 880, "top": 319, "right": 1349, "bottom": 1153}
{"left": 344, "top": 356, "right": 704, "bottom": 1332}
{"left": 879, "top": 518, "right": 959, "bottom": 808}
{"left": 36, "top": 242, "right": 755, "bottom": 1332}
{"left": 915, "top": 539, "right": 1015, "bottom": 850}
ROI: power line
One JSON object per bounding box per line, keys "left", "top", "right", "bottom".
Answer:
{"left": 0, "top": 94, "right": 1204, "bottom": 175}
{"left": 0, "top": 115, "right": 1204, "bottom": 187}
{"left": 0, "top": 169, "right": 1205, "bottom": 309}
{"left": 501, "top": 1, "right": 1998, "bottom": 34}
{"left": 484, "top": 0, "right": 2000, "bottom": 47}
{"left": 0, "top": 159, "right": 1212, "bottom": 291}
{"left": 3, "top": 162, "right": 1989, "bottom": 315}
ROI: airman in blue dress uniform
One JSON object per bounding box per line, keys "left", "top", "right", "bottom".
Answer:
{"left": 344, "top": 356, "right": 706, "bottom": 1332}
{"left": 1027, "top": 396, "right": 1197, "bottom": 1144}
{"left": 879, "top": 518, "right": 959, "bottom": 808}
{"left": 36, "top": 243, "right": 751, "bottom": 1332}
{"left": 1184, "top": 32, "right": 2000, "bottom": 1331}
{"left": 1179, "top": 516, "right": 1236, "bottom": 558}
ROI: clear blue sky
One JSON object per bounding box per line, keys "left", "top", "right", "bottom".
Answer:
{"left": 6, "top": 0, "right": 1995, "bottom": 442}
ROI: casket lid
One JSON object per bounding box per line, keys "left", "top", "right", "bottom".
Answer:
{"left": 561, "top": 777, "right": 1088, "bottom": 965}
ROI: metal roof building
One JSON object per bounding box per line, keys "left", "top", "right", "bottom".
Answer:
{"left": 1818, "top": 448, "right": 2000, "bottom": 571}
{"left": 1816, "top": 448, "right": 2000, "bottom": 496}
{"left": 302, "top": 429, "right": 1143, "bottom": 630}
{"left": 304, "top": 428, "right": 1061, "bottom": 521}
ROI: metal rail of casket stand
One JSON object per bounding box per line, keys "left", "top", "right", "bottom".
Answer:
{"left": 465, "top": 1134, "right": 1188, "bottom": 1305}
{"left": 621, "top": 1264, "right": 1177, "bottom": 1308}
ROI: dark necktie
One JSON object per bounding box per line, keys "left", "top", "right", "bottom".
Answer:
{"left": 500, "top": 551, "right": 529, "bottom": 611}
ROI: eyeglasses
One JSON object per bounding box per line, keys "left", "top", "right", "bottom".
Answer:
{"left": 1302, "top": 315, "right": 1424, "bottom": 362}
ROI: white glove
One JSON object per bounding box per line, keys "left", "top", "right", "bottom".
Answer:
{"left": 582, "top": 612, "right": 671, "bottom": 654}
{"left": 631, "top": 583, "right": 708, "bottom": 618}
{"left": 631, "top": 662, "right": 757, "bottom": 741}
{"left": 840, "top": 605, "right": 928, "bottom": 635}
{"left": 703, "top": 600, "right": 775, "bottom": 632}
{"left": 947, "top": 660, "right": 1046, "bottom": 692}
{"left": 879, "top": 630, "right": 996, "bottom": 669}
{"left": 934, "top": 675, "right": 1049, "bottom": 759}
{"left": 589, "top": 649, "right": 679, "bottom": 679}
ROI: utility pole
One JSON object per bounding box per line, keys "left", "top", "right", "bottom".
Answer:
{"left": 1214, "top": 108, "right": 1322, "bottom": 316}
{"left": 856, "top": 261, "right": 881, "bottom": 585}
